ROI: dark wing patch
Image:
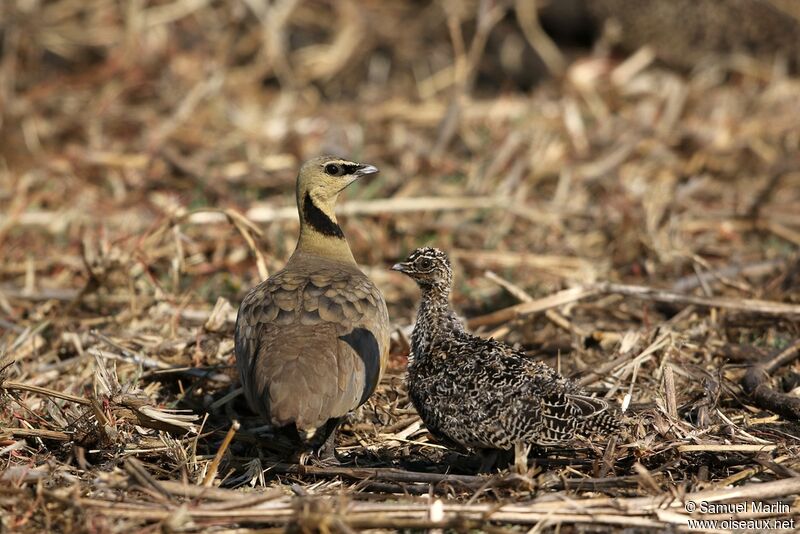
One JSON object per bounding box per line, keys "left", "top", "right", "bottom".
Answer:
{"left": 234, "top": 306, "right": 269, "bottom": 420}
{"left": 339, "top": 327, "right": 381, "bottom": 405}
{"left": 303, "top": 192, "right": 344, "bottom": 238}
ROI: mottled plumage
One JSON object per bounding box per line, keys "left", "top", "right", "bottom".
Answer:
{"left": 393, "top": 248, "right": 620, "bottom": 462}
{"left": 235, "top": 156, "right": 389, "bottom": 453}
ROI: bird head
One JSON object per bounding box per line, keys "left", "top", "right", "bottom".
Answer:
{"left": 392, "top": 247, "right": 453, "bottom": 289}
{"left": 295, "top": 155, "right": 379, "bottom": 244}
{"left": 298, "top": 155, "right": 379, "bottom": 206}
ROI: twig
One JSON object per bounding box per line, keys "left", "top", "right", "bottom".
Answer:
{"left": 124, "top": 458, "right": 172, "bottom": 500}
{"left": 467, "top": 286, "right": 597, "bottom": 328}
{"left": 514, "top": 0, "right": 565, "bottom": 76}
{"left": 63, "top": 477, "right": 800, "bottom": 527}
{"left": 595, "top": 282, "right": 800, "bottom": 317}
{"left": 267, "top": 463, "right": 486, "bottom": 489}
{"left": 89, "top": 331, "right": 230, "bottom": 383}
{"left": 0, "top": 380, "right": 92, "bottom": 406}
{"left": 663, "top": 364, "right": 677, "bottom": 420}
{"left": 671, "top": 258, "right": 786, "bottom": 293}
{"left": 241, "top": 195, "right": 511, "bottom": 224}
{"left": 1, "top": 427, "right": 71, "bottom": 441}
{"left": 676, "top": 444, "right": 776, "bottom": 453}
{"left": 716, "top": 455, "right": 793, "bottom": 487}
{"left": 483, "top": 270, "right": 533, "bottom": 302}
{"left": 156, "top": 480, "right": 283, "bottom": 502}
{"left": 202, "top": 420, "right": 240, "bottom": 486}
{"left": 468, "top": 279, "right": 800, "bottom": 329}
{"left": 741, "top": 338, "right": 800, "bottom": 420}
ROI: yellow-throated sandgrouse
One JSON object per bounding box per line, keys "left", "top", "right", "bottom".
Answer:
{"left": 235, "top": 156, "right": 390, "bottom": 456}
{"left": 393, "top": 247, "right": 620, "bottom": 470}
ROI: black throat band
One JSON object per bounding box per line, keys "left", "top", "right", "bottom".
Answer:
{"left": 303, "top": 192, "right": 344, "bottom": 239}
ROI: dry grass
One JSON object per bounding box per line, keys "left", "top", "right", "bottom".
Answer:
{"left": 2, "top": 1, "right": 800, "bottom": 532}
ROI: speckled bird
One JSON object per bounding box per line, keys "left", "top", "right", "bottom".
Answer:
{"left": 235, "top": 156, "right": 390, "bottom": 457}
{"left": 393, "top": 247, "right": 620, "bottom": 470}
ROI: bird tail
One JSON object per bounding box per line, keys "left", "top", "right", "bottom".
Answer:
{"left": 567, "top": 394, "right": 622, "bottom": 434}
{"left": 587, "top": 407, "right": 622, "bottom": 434}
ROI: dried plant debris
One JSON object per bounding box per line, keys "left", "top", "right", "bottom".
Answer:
{"left": 2, "top": 0, "right": 800, "bottom": 532}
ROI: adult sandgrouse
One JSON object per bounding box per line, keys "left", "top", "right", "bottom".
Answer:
{"left": 393, "top": 247, "right": 620, "bottom": 470}
{"left": 235, "top": 156, "right": 390, "bottom": 455}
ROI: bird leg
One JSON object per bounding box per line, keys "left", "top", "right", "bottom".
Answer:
{"left": 514, "top": 441, "right": 531, "bottom": 475}
{"left": 309, "top": 428, "right": 340, "bottom": 466}
{"left": 478, "top": 449, "right": 500, "bottom": 474}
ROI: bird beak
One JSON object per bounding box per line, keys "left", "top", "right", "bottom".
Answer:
{"left": 354, "top": 164, "right": 379, "bottom": 177}
{"left": 391, "top": 262, "right": 408, "bottom": 273}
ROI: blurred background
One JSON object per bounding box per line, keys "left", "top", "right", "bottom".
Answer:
{"left": 2, "top": 1, "right": 800, "bottom": 523}
{"left": 2, "top": 0, "right": 800, "bottom": 315}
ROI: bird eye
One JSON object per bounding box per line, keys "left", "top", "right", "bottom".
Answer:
{"left": 418, "top": 258, "right": 432, "bottom": 269}
{"left": 324, "top": 163, "right": 342, "bottom": 176}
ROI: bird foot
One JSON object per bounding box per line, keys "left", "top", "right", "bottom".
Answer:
{"left": 307, "top": 428, "right": 344, "bottom": 466}
{"left": 514, "top": 442, "right": 531, "bottom": 475}
{"left": 478, "top": 449, "right": 500, "bottom": 474}
{"left": 308, "top": 454, "right": 342, "bottom": 467}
